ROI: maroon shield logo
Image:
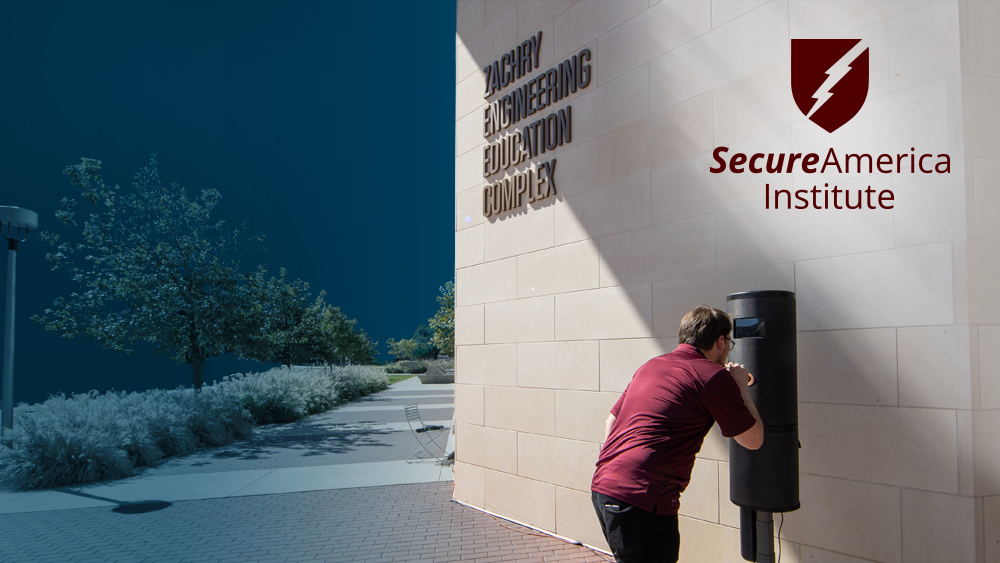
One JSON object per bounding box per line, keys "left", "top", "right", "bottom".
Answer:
{"left": 791, "top": 39, "right": 869, "bottom": 133}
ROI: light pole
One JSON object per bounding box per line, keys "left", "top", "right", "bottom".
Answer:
{"left": 0, "top": 206, "right": 38, "bottom": 447}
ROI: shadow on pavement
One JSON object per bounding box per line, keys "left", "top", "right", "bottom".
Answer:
{"left": 207, "top": 427, "right": 403, "bottom": 461}
{"left": 54, "top": 487, "right": 173, "bottom": 515}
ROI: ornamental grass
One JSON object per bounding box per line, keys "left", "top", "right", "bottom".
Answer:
{"left": 0, "top": 365, "right": 388, "bottom": 490}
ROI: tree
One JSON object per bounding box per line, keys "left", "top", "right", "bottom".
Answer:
{"left": 386, "top": 324, "right": 437, "bottom": 361}
{"left": 386, "top": 281, "right": 455, "bottom": 363}
{"left": 428, "top": 280, "right": 454, "bottom": 357}
{"left": 33, "top": 156, "right": 265, "bottom": 390}
{"left": 385, "top": 337, "right": 419, "bottom": 362}
{"left": 238, "top": 269, "right": 379, "bottom": 368}
{"left": 237, "top": 268, "right": 313, "bottom": 369}
{"left": 411, "top": 324, "right": 436, "bottom": 359}
{"left": 323, "top": 307, "right": 379, "bottom": 365}
{"left": 270, "top": 294, "right": 379, "bottom": 367}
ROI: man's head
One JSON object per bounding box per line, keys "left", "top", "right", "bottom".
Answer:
{"left": 678, "top": 305, "right": 733, "bottom": 363}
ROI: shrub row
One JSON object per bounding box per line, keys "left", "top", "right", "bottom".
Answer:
{"left": 0, "top": 365, "right": 388, "bottom": 491}
{"left": 384, "top": 360, "right": 430, "bottom": 374}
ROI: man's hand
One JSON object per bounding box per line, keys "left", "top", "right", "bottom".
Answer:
{"left": 726, "top": 362, "right": 755, "bottom": 387}
{"left": 726, "top": 363, "right": 763, "bottom": 450}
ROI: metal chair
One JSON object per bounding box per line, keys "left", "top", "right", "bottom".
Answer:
{"left": 404, "top": 404, "right": 449, "bottom": 463}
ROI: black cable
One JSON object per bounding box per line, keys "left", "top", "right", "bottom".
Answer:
{"left": 492, "top": 518, "right": 552, "bottom": 538}
{"left": 582, "top": 543, "right": 616, "bottom": 562}
{"left": 490, "top": 516, "right": 615, "bottom": 562}
{"left": 777, "top": 512, "right": 784, "bottom": 563}
{"left": 481, "top": 505, "right": 614, "bottom": 562}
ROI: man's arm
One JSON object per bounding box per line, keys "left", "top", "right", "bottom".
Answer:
{"left": 727, "top": 364, "right": 764, "bottom": 450}
{"left": 604, "top": 386, "right": 628, "bottom": 444}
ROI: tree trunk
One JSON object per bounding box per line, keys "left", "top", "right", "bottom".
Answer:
{"left": 188, "top": 316, "right": 205, "bottom": 391}
{"left": 191, "top": 351, "right": 205, "bottom": 391}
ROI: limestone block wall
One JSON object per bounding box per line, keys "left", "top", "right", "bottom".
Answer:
{"left": 453, "top": 2, "right": 1000, "bottom": 561}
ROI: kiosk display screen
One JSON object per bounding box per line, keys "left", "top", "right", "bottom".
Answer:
{"left": 733, "top": 317, "right": 764, "bottom": 339}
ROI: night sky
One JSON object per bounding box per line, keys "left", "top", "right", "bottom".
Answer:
{"left": 0, "top": 1, "right": 456, "bottom": 404}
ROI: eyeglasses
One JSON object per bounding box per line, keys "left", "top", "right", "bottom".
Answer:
{"left": 726, "top": 337, "right": 736, "bottom": 351}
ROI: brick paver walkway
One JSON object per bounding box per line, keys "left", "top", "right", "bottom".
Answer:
{"left": 4, "top": 482, "right": 610, "bottom": 563}
{"left": 0, "top": 377, "right": 611, "bottom": 562}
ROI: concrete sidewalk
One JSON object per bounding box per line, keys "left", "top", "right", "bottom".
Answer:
{"left": 0, "top": 376, "right": 609, "bottom": 562}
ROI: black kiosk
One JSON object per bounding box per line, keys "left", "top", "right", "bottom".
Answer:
{"left": 726, "top": 291, "right": 800, "bottom": 563}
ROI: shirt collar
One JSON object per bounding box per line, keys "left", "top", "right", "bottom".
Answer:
{"left": 675, "top": 343, "right": 708, "bottom": 359}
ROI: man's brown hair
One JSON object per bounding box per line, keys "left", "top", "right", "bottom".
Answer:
{"left": 678, "top": 305, "right": 732, "bottom": 351}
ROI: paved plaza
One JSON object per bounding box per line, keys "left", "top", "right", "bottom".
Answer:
{"left": 0, "top": 377, "right": 609, "bottom": 563}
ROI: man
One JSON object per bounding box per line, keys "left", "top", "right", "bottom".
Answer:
{"left": 591, "top": 305, "right": 763, "bottom": 563}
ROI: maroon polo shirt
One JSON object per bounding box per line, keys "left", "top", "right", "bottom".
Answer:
{"left": 591, "top": 344, "right": 756, "bottom": 515}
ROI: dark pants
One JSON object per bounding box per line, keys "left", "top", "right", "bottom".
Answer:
{"left": 592, "top": 491, "right": 680, "bottom": 563}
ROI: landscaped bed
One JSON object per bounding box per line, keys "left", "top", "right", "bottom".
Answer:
{"left": 0, "top": 365, "right": 388, "bottom": 491}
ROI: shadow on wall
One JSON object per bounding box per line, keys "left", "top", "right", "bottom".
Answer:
{"left": 456, "top": 1, "right": 966, "bottom": 559}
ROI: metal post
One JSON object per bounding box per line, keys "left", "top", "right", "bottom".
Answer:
{"left": 755, "top": 510, "right": 775, "bottom": 563}
{"left": 0, "top": 206, "right": 38, "bottom": 448}
{"left": 2, "top": 239, "right": 16, "bottom": 446}
{"left": 740, "top": 508, "right": 757, "bottom": 561}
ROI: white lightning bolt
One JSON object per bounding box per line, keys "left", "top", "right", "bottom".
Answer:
{"left": 807, "top": 41, "right": 868, "bottom": 118}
